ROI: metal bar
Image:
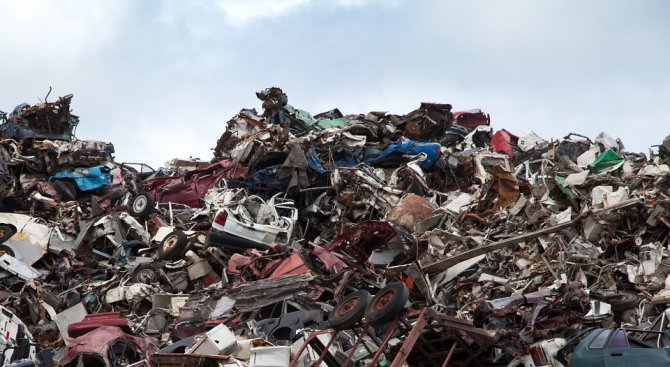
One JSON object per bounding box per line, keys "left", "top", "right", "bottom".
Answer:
{"left": 424, "top": 198, "right": 641, "bottom": 275}
{"left": 343, "top": 327, "right": 368, "bottom": 366}
{"left": 456, "top": 336, "right": 485, "bottom": 366}
{"left": 299, "top": 186, "right": 332, "bottom": 192}
{"left": 312, "top": 330, "right": 339, "bottom": 367}
{"left": 288, "top": 330, "right": 333, "bottom": 367}
{"left": 440, "top": 342, "right": 457, "bottom": 367}
{"left": 398, "top": 317, "right": 435, "bottom": 362}
{"left": 369, "top": 316, "right": 401, "bottom": 365}
{"left": 359, "top": 328, "right": 378, "bottom": 357}
{"left": 389, "top": 309, "right": 429, "bottom": 367}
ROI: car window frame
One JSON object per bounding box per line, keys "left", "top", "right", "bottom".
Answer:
{"left": 588, "top": 329, "right": 611, "bottom": 350}
{"left": 607, "top": 329, "right": 629, "bottom": 349}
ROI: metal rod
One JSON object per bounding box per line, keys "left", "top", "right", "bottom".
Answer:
{"left": 440, "top": 342, "right": 457, "bottom": 367}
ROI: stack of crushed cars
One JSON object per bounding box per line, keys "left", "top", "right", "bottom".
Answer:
{"left": 0, "top": 88, "right": 669, "bottom": 367}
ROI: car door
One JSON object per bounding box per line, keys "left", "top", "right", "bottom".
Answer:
{"left": 571, "top": 329, "right": 608, "bottom": 367}
{"left": 602, "top": 329, "right": 628, "bottom": 367}
{"left": 604, "top": 330, "right": 670, "bottom": 367}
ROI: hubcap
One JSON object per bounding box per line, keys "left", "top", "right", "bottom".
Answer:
{"left": 136, "top": 269, "right": 156, "bottom": 283}
{"left": 134, "top": 196, "right": 147, "bottom": 211}
{"left": 163, "top": 235, "right": 178, "bottom": 252}
{"left": 371, "top": 289, "right": 396, "bottom": 312}
{"left": 335, "top": 296, "right": 361, "bottom": 317}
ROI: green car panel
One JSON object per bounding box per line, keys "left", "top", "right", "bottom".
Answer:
{"left": 569, "top": 328, "right": 670, "bottom": 367}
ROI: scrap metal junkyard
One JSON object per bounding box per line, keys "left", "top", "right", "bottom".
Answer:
{"left": 1, "top": 88, "right": 670, "bottom": 367}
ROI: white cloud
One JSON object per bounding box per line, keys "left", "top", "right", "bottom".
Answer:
{"left": 216, "top": 0, "right": 311, "bottom": 25}
{"left": 215, "top": 0, "right": 397, "bottom": 26}
{"left": 0, "top": 0, "right": 131, "bottom": 66}
{"left": 1, "top": 0, "right": 668, "bottom": 168}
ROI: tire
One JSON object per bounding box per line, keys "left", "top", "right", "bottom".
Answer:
{"left": 603, "top": 291, "right": 638, "bottom": 312}
{"left": 131, "top": 193, "right": 155, "bottom": 218}
{"left": 0, "top": 224, "right": 15, "bottom": 243}
{"left": 53, "top": 180, "right": 77, "bottom": 201}
{"left": 0, "top": 245, "right": 15, "bottom": 257}
{"left": 157, "top": 230, "right": 188, "bottom": 260}
{"left": 100, "top": 188, "right": 126, "bottom": 202}
{"left": 365, "top": 283, "right": 409, "bottom": 326}
{"left": 329, "top": 290, "right": 371, "bottom": 330}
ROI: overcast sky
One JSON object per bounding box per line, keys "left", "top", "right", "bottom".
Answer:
{"left": 1, "top": 0, "right": 668, "bottom": 168}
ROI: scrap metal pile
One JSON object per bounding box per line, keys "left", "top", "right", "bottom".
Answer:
{"left": 0, "top": 88, "right": 670, "bottom": 367}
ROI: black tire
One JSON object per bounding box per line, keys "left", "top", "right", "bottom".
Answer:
{"left": 131, "top": 193, "right": 155, "bottom": 218}
{"left": 100, "top": 188, "right": 126, "bottom": 202}
{"left": 365, "top": 283, "right": 409, "bottom": 326}
{"left": 157, "top": 230, "right": 188, "bottom": 260}
{"left": 603, "top": 291, "right": 638, "bottom": 312}
{"left": 0, "top": 224, "right": 15, "bottom": 243}
{"left": 329, "top": 290, "right": 371, "bottom": 330}
{"left": 53, "top": 180, "right": 77, "bottom": 201}
{"left": 0, "top": 245, "right": 15, "bottom": 257}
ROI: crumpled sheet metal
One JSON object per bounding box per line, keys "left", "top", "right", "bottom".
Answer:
{"left": 385, "top": 193, "right": 438, "bottom": 232}
{"left": 4, "top": 88, "right": 670, "bottom": 367}
{"left": 60, "top": 325, "right": 156, "bottom": 366}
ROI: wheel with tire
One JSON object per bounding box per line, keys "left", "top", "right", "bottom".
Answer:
{"left": 0, "top": 224, "right": 15, "bottom": 243}
{"left": 157, "top": 230, "right": 188, "bottom": 260}
{"left": 365, "top": 283, "right": 409, "bottom": 326}
{"left": 0, "top": 245, "right": 15, "bottom": 257}
{"left": 53, "top": 180, "right": 77, "bottom": 201}
{"left": 131, "top": 193, "right": 155, "bottom": 218}
{"left": 329, "top": 290, "right": 371, "bottom": 330}
{"left": 602, "top": 291, "right": 638, "bottom": 312}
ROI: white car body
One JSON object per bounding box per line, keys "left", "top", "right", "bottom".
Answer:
{"left": 211, "top": 191, "right": 298, "bottom": 247}
{"left": 0, "top": 306, "right": 36, "bottom": 365}
{"left": 506, "top": 338, "right": 567, "bottom": 367}
{"left": 0, "top": 212, "right": 75, "bottom": 265}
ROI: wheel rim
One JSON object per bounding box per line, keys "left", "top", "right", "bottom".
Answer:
{"left": 136, "top": 269, "right": 156, "bottom": 283}
{"left": 371, "top": 289, "right": 396, "bottom": 312}
{"left": 134, "top": 197, "right": 147, "bottom": 212}
{"left": 335, "top": 296, "right": 361, "bottom": 317}
{"left": 163, "top": 235, "right": 178, "bottom": 252}
{"left": 0, "top": 248, "right": 10, "bottom": 256}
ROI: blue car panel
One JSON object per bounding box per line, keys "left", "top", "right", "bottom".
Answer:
{"left": 306, "top": 147, "right": 362, "bottom": 173}
{"left": 306, "top": 138, "right": 441, "bottom": 173}
{"left": 50, "top": 166, "right": 113, "bottom": 192}
{"left": 364, "top": 138, "right": 441, "bottom": 169}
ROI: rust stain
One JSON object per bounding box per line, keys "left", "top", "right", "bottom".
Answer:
{"left": 11, "top": 232, "right": 29, "bottom": 241}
